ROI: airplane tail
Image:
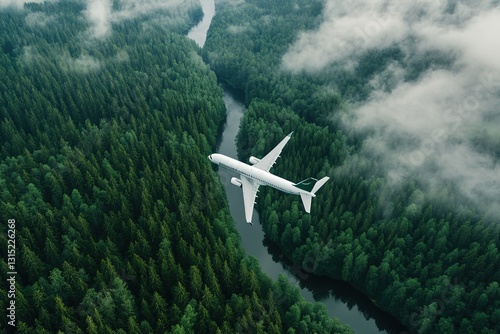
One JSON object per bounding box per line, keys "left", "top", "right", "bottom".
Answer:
{"left": 294, "top": 177, "right": 330, "bottom": 213}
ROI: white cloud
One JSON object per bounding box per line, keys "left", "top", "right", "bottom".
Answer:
{"left": 84, "top": 0, "right": 198, "bottom": 39}
{"left": 282, "top": 0, "right": 412, "bottom": 72}
{"left": 421, "top": 8, "right": 500, "bottom": 72}
{"left": 283, "top": 0, "right": 500, "bottom": 219}
{"left": 85, "top": 0, "right": 113, "bottom": 38}
{"left": 282, "top": 0, "right": 499, "bottom": 73}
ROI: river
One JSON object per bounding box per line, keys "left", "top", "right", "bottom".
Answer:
{"left": 188, "top": 1, "right": 406, "bottom": 333}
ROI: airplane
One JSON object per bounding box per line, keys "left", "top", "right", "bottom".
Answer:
{"left": 208, "top": 132, "right": 330, "bottom": 224}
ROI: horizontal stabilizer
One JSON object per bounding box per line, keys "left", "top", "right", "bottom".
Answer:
{"left": 300, "top": 193, "right": 312, "bottom": 213}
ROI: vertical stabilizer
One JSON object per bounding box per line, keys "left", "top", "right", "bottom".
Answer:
{"left": 311, "top": 176, "right": 329, "bottom": 194}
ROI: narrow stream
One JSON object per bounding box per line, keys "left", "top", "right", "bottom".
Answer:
{"left": 188, "top": 2, "right": 407, "bottom": 333}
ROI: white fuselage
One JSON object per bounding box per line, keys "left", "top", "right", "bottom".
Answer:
{"left": 209, "top": 153, "right": 307, "bottom": 195}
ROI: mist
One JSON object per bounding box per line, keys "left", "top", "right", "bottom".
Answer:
{"left": 25, "top": 12, "right": 55, "bottom": 28}
{"left": 282, "top": 0, "right": 500, "bottom": 219}
{"left": 84, "top": 0, "right": 198, "bottom": 38}
{"left": 60, "top": 53, "right": 102, "bottom": 73}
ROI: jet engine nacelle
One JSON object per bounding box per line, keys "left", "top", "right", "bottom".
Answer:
{"left": 231, "top": 177, "right": 242, "bottom": 188}
{"left": 249, "top": 156, "right": 261, "bottom": 164}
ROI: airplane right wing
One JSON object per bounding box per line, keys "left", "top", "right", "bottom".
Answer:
{"left": 253, "top": 132, "right": 293, "bottom": 172}
{"left": 240, "top": 175, "right": 260, "bottom": 224}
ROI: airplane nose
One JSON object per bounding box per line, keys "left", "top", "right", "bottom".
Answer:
{"left": 208, "top": 154, "right": 212, "bottom": 160}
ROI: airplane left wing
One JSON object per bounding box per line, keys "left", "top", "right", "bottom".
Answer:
{"left": 254, "top": 132, "right": 293, "bottom": 172}
{"left": 240, "top": 175, "right": 260, "bottom": 224}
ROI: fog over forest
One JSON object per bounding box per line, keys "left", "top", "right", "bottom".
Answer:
{"left": 1, "top": 0, "right": 200, "bottom": 36}
{"left": 283, "top": 0, "right": 500, "bottom": 219}
{"left": 84, "top": 0, "right": 199, "bottom": 38}
{"left": 5, "top": 0, "right": 497, "bottom": 219}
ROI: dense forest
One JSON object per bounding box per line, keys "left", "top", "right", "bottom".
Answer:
{"left": 0, "top": 1, "right": 352, "bottom": 333}
{"left": 204, "top": 0, "right": 500, "bottom": 333}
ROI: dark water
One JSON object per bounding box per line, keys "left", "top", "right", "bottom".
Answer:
{"left": 188, "top": 2, "right": 407, "bottom": 333}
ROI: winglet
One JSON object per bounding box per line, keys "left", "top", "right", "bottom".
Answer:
{"left": 287, "top": 131, "right": 293, "bottom": 137}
